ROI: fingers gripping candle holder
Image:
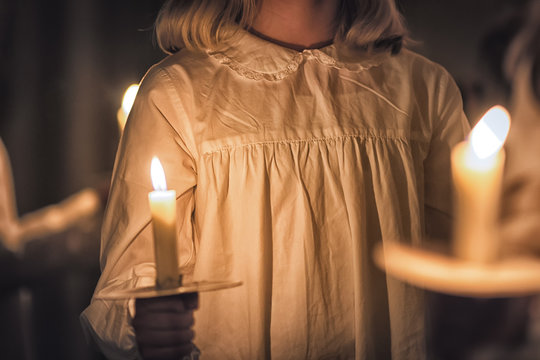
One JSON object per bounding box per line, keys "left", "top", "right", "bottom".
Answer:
{"left": 375, "top": 106, "right": 540, "bottom": 298}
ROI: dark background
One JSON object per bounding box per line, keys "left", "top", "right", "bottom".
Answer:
{"left": 1, "top": 0, "right": 528, "bottom": 216}
{"left": 0, "top": 0, "right": 534, "bottom": 359}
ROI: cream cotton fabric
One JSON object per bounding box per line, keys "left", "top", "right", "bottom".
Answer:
{"left": 81, "top": 29, "right": 469, "bottom": 359}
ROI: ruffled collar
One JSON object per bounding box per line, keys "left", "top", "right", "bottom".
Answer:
{"left": 207, "top": 28, "right": 388, "bottom": 81}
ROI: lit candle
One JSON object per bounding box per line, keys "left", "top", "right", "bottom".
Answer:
{"left": 149, "top": 157, "right": 180, "bottom": 288}
{"left": 116, "top": 84, "right": 139, "bottom": 133}
{"left": 452, "top": 106, "right": 511, "bottom": 262}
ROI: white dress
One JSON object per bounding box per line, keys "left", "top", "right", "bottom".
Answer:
{"left": 81, "top": 29, "right": 469, "bottom": 359}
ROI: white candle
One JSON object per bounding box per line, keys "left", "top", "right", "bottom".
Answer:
{"left": 452, "top": 106, "right": 511, "bottom": 262}
{"left": 149, "top": 157, "right": 180, "bottom": 288}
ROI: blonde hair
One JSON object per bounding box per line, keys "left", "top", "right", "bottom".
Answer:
{"left": 155, "top": 0, "right": 408, "bottom": 54}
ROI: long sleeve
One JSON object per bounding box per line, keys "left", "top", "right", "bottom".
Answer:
{"left": 80, "top": 65, "right": 197, "bottom": 359}
{"left": 423, "top": 69, "right": 470, "bottom": 241}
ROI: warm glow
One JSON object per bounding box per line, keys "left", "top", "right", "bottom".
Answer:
{"left": 122, "top": 84, "right": 139, "bottom": 115}
{"left": 117, "top": 84, "right": 139, "bottom": 132}
{"left": 469, "top": 106, "right": 511, "bottom": 159}
{"left": 151, "top": 157, "right": 167, "bottom": 191}
{"left": 465, "top": 106, "right": 511, "bottom": 170}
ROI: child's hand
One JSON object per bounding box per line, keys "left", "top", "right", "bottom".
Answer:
{"left": 133, "top": 292, "right": 199, "bottom": 360}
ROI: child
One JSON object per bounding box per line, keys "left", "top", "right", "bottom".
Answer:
{"left": 81, "top": 0, "right": 469, "bottom": 358}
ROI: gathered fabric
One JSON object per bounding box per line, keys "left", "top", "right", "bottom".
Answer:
{"left": 81, "top": 29, "right": 469, "bottom": 360}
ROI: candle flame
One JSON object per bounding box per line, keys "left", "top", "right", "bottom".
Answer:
{"left": 151, "top": 157, "right": 167, "bottom": 191}
{"left": 470, "top": 105, "right": 511, "bottom": 159}
{"left": 117, "top": 84, "right": 139, "bottom": 132}
{"left": 122, "top": 84, "right": 139, "bottom": 114}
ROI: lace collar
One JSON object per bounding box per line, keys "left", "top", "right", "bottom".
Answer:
{"left": 207, "top": 28, "right": 388, "bottom": 81}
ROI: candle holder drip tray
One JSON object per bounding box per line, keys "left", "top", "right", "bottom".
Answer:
{"left": 96, "top": 280, "right": 243, "bottom": 300}
{"left": 374, "top": 242, "right": 540, "bottom": 297}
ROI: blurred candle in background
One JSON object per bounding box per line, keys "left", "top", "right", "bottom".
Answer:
{"left": 149, "top": 157, "right": 180, "bottom": 288}
{"left": 116, "top": 84, "right": 139, "bottom": 133}
{"left": 452, "top": 106, "right": 511, "bottom": 262}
